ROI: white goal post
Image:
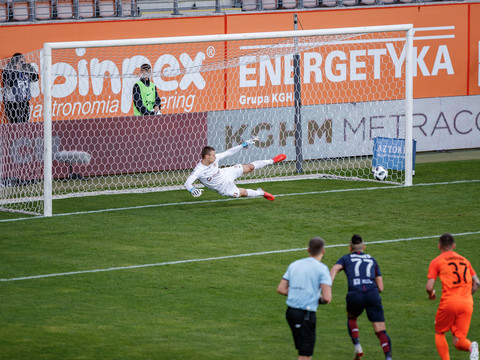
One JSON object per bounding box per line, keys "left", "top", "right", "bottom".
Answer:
{"left": 0, "top": 24, "right": 414, "bottom": 217}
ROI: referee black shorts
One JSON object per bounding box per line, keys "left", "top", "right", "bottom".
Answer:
{"left": 286, "top": 306, "right": 317, "bottom": 357}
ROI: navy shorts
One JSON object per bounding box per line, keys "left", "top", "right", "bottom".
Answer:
{"left": 346, "top": 289, "right": 385, "bottom": 322}
{"left": 286, "top": 307, "right": 317, "bottom": 357}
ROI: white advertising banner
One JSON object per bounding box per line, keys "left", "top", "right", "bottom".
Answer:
{"left": 413, "top": 95, "right": 480, "bottom": 151}
{"left": 207, "top": 95, "right": 480, "bottom": 164}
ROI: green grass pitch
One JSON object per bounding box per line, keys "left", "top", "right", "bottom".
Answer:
{"left": 1, "top": 157, "right": 479, "bottom": 360}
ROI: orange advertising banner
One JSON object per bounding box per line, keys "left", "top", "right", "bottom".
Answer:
{"left": 41, "top": 43, "right": 228, "bottom": 120}
{"left": 225, "top": 32, "right": 406, "bottom": 111}
{"left": 23, "top": 31, "right": 407, "bottom": 121}
{"left": 0, "top": 2, "right": 478, "bottom": 123}
{"left": 469, "top": 3, "right": 480, "bottom": 95}
{"left": 228, "top": 4, "right": 471, "bottom": 99}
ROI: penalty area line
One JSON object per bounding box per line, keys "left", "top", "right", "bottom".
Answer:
{"left": 1, "top": 231, "right": 479, "bottom": 282}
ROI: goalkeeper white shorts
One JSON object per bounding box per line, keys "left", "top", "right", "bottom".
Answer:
{"left": 216, "top": 164, "right": 243, "bottom": 198}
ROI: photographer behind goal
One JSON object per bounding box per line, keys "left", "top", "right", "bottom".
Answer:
{"left": 1, "top": 53, "right": 39, "bottom": 123}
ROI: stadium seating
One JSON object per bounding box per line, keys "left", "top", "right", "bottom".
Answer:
{"left": 262, "top": 0, "right": 276, "bottom": 8}
{"left": 0, "top": 0, "right": 451, "bottom": 21}
{"left": 0, "top": 0, "right": 9, "bottom": 21}
{"left": 56, "top": 0, "right": 75, "bottom": 18}
{"left": 119, "top": 0, "right": 136, "bottom": 16}
{"left": 98, "top": 0, "right": 115, "bottom": 16}
{"left": 281, "top": 0, "right": 295, "bottom": 8}
{"left": 303, "top": 0, "right": 319, "bottom": 8}
{"left": 3, "top": 0, "right": 137, "bottom": 19}
{"left": 77, "top": 0, "right": 97, "bottom": 18}
{"left": 238, "top": 0, "right": 412, "bottom": 10}
{"left": 241, "top": 0, "right": 257, "bottom": 10}
{"left": 11, "top": 0, "right": 32, "bottom": 20}
{"left": 321, "top": 0, "right": 337, "bottom": 6}
{"left": 34, "top": 0, "right": 53, "bottom": 19}
{"left": 0, "top": 0, "right": 9, "bottom": 20}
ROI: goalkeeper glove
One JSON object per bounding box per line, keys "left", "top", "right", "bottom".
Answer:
{"left": 189, "top": 188, "right": 203, "bottom": 198}
{"left": 242, "top": 136, "right": 259, "bottom": 148}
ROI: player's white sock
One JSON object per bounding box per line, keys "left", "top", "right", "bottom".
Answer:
{"left": 251, "top": 159, "right": 273, "bottom": 170}
{"left": 246, "top": 189, "right": 264, "bottom": 197}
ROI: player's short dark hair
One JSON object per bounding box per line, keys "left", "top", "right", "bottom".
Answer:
{"left": 308, "top": 237, "right": 325, "bottom": 256}
{"left": 350, "top": 234, "right": 364, "bottom": 251}
{"left": 351, "top": 234, "right": 363, "bottom": 244}
{"left": 439, "top": 233, "right": 455, "bottom": 250}
{"left": 201, "top": 146, "right": 215, "bottom": 159}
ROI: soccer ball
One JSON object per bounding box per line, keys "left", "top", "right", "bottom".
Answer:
{"left": 373, "top": 166, "right": 388, "bottom": 181}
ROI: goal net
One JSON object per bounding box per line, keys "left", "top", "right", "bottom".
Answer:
{"left": 0, "top": 25, "right": 413, "bottom": 217}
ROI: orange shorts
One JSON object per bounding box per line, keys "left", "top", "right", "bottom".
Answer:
{"left": 435, "top": 300, "right": 473, "bottom": 339}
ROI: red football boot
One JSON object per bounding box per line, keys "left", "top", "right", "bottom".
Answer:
{"left": 272, "top": 154, "right": 286, "bottom": 163}
{"left": 258, "top": 188, "right": 275, "bottom": 201}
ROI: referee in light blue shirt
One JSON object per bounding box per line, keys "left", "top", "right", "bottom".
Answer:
{"left": 277, "top": 237, "right": 332, "bottom": 360}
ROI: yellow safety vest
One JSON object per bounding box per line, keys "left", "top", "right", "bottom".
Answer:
{"left": 133, "top": 80, "right": 156, "bottom": 116}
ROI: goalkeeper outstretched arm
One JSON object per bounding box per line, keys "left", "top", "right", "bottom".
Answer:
{"left": 214, "top": 144, "right": 243, "bottom": 162}
{"left": 216, "top": 137, "right": 258, "bottom": 162}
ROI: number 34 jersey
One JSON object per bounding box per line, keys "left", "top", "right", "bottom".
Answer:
{"left": 428, "top": 251, "right": 477, "bottom": 304}
{"left": 336, "top": 252, "right": 382, "bottom": 292}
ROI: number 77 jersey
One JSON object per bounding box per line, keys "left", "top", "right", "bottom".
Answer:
{"left": 336, "top": 252, "right": 382, "bottom": 292}
{"left": 428, "top": 251, "right": 477, "bottom": 304}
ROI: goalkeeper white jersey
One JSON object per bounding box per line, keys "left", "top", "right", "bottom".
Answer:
{"left": 184, "top": 145, "right": 243, "bottom": 192}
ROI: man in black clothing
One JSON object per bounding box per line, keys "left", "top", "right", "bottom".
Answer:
{"left": 2, "top": 53, "right": 39, "bottom": 123}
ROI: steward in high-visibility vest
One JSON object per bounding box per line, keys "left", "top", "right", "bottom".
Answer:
{"left": 132, "top": 63, "right": 161, "bottom": 116}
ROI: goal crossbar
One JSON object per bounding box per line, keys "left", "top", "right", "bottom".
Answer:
{"left": 43, "top": 24, "right": 414, "bottom": 50}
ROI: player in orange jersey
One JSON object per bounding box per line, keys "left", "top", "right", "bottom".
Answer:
{"left": 426, "top": 233, "right": 480, "bottom": 360}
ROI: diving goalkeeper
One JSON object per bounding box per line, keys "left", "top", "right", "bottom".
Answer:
{"left": 184, "top": 137, "right": 286, "bottom": 201}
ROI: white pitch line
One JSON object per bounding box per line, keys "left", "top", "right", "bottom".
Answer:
{"left": 1, "top": 179, "right": 478, "bottom": 223}
{"left": 1, "top": 231, "right": 479, "bottom": 283}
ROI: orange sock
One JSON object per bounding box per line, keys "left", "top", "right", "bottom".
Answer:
{"left": 454, "top": 338, "right": 471, "bottom": 352}
{"left": 435, "top": 333, "right": 450, "bottom": 360}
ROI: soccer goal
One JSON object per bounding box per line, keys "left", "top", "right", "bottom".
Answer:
{"left": 0, "top": 24, "right": 414, "bottom": 217}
